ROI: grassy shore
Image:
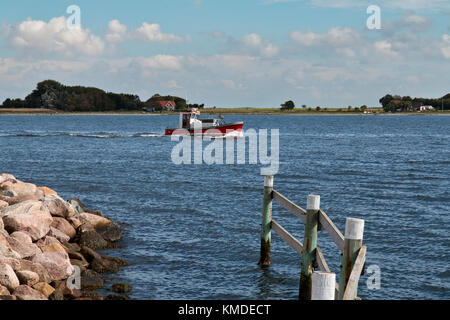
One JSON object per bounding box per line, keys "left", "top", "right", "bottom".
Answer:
{"left": 1, "top": 107, "right": 449, "bottom": 115}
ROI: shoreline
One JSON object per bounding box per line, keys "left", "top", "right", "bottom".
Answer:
{"left": 0, "top": 110, "right": 449, "bottom": 116}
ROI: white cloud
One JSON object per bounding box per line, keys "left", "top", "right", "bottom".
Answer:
{"left": 106, "top": 20, "right": 128, "bottom": 43}
{"left": 221, "top": 79, "right": 244, "bottom": 90}
{"left": 442, "top": 34, "right": 450, "bottom": 58}
{"left": 104, "top": 20, "right": 187, "bottom": 44}
{"left": 134, "top": 22, "right": 184, "bottom": 43}
{"left": 290, "top": 27, "right": 360, "bottom": 47}
{"left": 136, "top": 55, "right": 183, "bottom": 70}
{"left": 8, "top": 17, "right": 105, "bottom": 56}
{"left": 374, "top": 41, "right": 400, "bottom": 58}
{"left": 241, "top": 33, "right": 279, "bottom": 57}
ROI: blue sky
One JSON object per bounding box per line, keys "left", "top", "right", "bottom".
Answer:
{"left": 0, "top": 0, "right": 450, "bottom": 107}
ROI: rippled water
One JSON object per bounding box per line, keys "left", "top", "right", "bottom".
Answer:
{"left": 0, "top": 114, "right": 449, "bottom": 300}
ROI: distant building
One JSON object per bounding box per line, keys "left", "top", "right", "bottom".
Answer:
{"left": 411, "top": 101, "right": 423, "bottom": 111}
{"left": 419, "top": 105, "right": 434, "bottom": 111}
{"left": 159, "top": 101, "right": 176, "bottom": 111}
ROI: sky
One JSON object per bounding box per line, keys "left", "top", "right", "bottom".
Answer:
{"left": 0, "top": 0, "right": 449, "bottom": 108}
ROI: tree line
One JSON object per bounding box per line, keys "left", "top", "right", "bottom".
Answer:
{"left": 379, "top": 94, "right": 450, "bottom": 112}
{"left": 1, "top": 80, "right": 204, "bottom": 112}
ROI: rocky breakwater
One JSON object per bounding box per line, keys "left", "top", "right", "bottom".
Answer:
{"left": 0, "top": 173, "right": 130, "bottom": 300}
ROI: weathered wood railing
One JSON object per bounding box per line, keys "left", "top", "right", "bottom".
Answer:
{"left": 258, "top": 175, "right": 367, "bottom": 300}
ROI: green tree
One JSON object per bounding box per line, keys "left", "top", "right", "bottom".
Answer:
{"left": 384, "top": 101, "right": 398, "bottom": 112}
{"left": 281, "top": 100, "right": 295, "bottom": 110}
{"left": 379, "top": 94, "right": 394, "bottom": 108}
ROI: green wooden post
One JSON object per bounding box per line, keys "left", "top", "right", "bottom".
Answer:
{"left": 258, "top": 175, "right": 273, "bottom": 267}
{"left": 299, "top": 194, "right": 320, "bottom": 300}
{"left": 338, "top": 217, "right": 365, "bottom": 300}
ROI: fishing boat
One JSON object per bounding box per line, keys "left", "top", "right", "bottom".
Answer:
{"left": 165, "top": 109, "right": 244, "bottom": 137}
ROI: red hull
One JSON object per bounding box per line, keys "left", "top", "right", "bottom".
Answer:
{"left": 165, "top": 122, "right": 243, "bottom": 136}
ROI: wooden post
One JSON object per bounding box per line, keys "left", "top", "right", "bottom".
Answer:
{"left": 299, "top": 194, "right": 320, "bottom": 300}
{"left": 339, "top": 217, "right": 365, "bottom": 300}
{"left": 312, "top": 272, "right": 336, "bottom": 300}
{"left": 258, "top": 175, "right": 273, "bottom": 267}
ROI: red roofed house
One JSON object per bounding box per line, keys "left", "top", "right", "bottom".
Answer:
{"left": 159, "top": 101, "right": 176, "bottom": 111}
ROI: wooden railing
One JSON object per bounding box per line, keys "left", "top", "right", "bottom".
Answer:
{"left": 258, "top": 175, "right": 367, "bottom": 300}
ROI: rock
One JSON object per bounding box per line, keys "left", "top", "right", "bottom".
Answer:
{"left": 0, "top": 228, "right": 8, "bottom": 237}
{"left": 16, "top": 270, "right": 40, "bottom": 286}
{"left": 81, "top": 291, "right": 104, "bottom": 300}
{"left": 67, "top": 216, "right": 82, "bottom": 229}
{"left": 34, "top": 188, "right": 44, "bottom": 201}
{"left": 0, "top": 200, "right": 8, "bottom": 209}
{"left": 85, "top": 209, "right": 103, "bottom": 217}
{"left": 48, "top": 281, "right": 64, "bottom": 300}
{"left": 96, "top": 222, "right": 123, "bottom": 242}
{"left": 0, "top": 233, "right": 21, "bottom": 259}
{"left": 67, "top": 198, "right": 86, "bottom": 215}
{"left": 50, "top": 280, "right": 81, "bottom": 300}
{"left": 80, "top": 246, "right": 102, "bottom": 262}
{"left": 79, "top": 229, "right": 109, "bottom": 250}
{"left": 0, "top": 173, "right": 16, "bottom": 183}
{"left": 51, "top": 217, "right": 76, "bottom": 240}
{"left": 48, "top": 226, "right": 70, "bottom": 243}
{"left": 70, "top": 259, "right": 87, "bottom": 273}
{"left": 10, "top": 231, "right": 32, "bottom": 243}
{"left": 4, "top": 194, "right": 39, "bottom": 206}
{"left": 0, "top": 179, "right": 37, "bottom": 198}
{"left": 81, "top": 270, "right": 104, "bottom": 290}
{"left": 32, "top": 282, "right": 55, "bottom": 298}
{"left": 78, "top": 212, "right": 110, "bottom": 228}
{"left": 0, "top": 295, "right": 16, "bottom": 300}
{"left": 1, "top": 201, "right": 53, "bottom": 241}
{"left": 90, "top": 256, "right": 120, "bottom": 274}
{"left": 39, "top": 241, "right": 66, "bottom": 254}
{"left": 105, "top": 256, "right": 129, "bottom": 267}
{"left": 2, "top": 190, "right": 18, "bottom": 198}
{"left": 0, "top": 257, "right": 21, "bottom": 271}
{"left": 112, "top": 283, "right": 132, "bottom": 294}
{"left": 42, "top": 195, "right": 74, "bottom": 218}
{"left": 36, "top": 235, "right": 60, "bottom": 249}
{"left": 0, "top": 284, "right": 10, "bottom": 295}
{"left": 19, "top": 260, "right": 52, "bottom": 283}
{"left": 36, "top": 186, "right": 57, "bottom": 196}
{"left": 6, "top": 235, "right": 41, "bottom": 259}
{"left": 31, "top": 252, "right": 74, "bottom": 281}
{"left": 0, "top": 262, "right": 20, "bottom": 291}
{"left": 0, "top": 199, "right": 45, "bottom": 216}
{"left": 60, "top": 240, "right": 80, "bottom": 253}
{"left": 68, "top": 251, "right": 88, "bottom": 265}
{"left": 62, "top": 282, "right": 81, "bottom": 300}
{"left": 13, "top": 285, "right": 47, "bottom": 300}
{"left": 78, "top": 222, "right": 95, "bottom": 234}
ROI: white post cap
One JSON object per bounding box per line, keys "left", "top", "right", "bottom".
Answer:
{"left": 307, "top": 194, "right": 320, "bottom": 210}
{"left": 312, "top": 272, "right": 336, "bottom": 300}
{"left": 264, "top": 175, "right": 274, "bottom": 188}
{"left": 345, "top": 217, "right": 365, "bottom": 240}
